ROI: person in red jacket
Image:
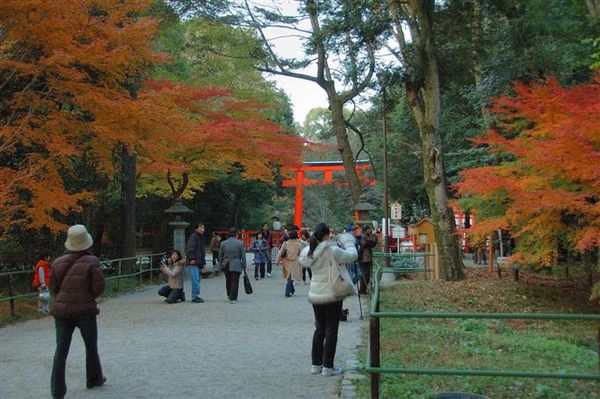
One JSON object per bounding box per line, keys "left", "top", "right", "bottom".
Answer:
{"left": 33, "top": 253, "right": 51, "bottom": 290}
{"left": 33, "top": 253, "right": 52, "bottom": 315}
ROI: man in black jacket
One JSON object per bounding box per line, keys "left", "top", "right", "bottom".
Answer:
{"left": 186, "top": 223, "right": 206, "bottom": 303}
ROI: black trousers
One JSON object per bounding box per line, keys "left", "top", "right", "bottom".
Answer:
{"left": 302, "top": 267, "right": 312, "bottom": 282}
{"left": 224, "top": 267, "right": 241, "bottom": 300}
{"left": 311, "top": 301, "right": 343, "bottom": 368}
{"left": 359, "top": 262, "right": 372, "bottom": 295}
{"left": 158, "top": 285, "right": 184, "bottom": 303}
{"left": 51, "top": 315, "right": 103, "bottom": 398}
{"left": 212, "top": 251, "right": 219, "bottom": 266}
{"left": 254, "top": 263, "right": 265, "bottom": 279}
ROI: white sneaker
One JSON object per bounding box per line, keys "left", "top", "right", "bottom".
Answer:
{"left": 267, "top": 273, "right": 272, "bottom": 277}
{"left": 321, "top": 366, "right": 343, "bottom": 376}
{"left": 310, "top": 365, "right": 322, "bottom": 374}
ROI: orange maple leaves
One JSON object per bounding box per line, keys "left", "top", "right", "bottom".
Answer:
{"left": 457, "top": 77, "right": 600, "bottom": 265}
{"left": 0, "top": 0, "right": 306, "bottom": 233}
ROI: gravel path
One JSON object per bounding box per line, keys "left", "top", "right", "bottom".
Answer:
{"left": 1, "top": 256, "right": 367, "bottom": 399}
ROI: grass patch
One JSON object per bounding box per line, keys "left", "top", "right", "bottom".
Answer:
{"left": 355, "top": 269, "right": 600, "bottom": 398}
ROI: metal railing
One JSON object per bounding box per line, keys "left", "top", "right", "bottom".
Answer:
{"left": 366, "top": 256, "right": 600, "bottom": 399}
{"left": 0, "top": 253, "right": 165, "bottom": 316}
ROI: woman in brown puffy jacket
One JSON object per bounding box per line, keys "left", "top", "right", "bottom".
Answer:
{"left": 49, "top": 224, "right": 106, "bottom": 399}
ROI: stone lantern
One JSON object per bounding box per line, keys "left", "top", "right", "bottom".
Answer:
{"left": 165, "top": 200, "right": 193, "bottom": 255}
{"left": 353, "top": 194, "right": 376, "bottom": 229}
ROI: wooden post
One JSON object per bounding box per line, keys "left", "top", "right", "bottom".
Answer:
{"left": 117, "top": 260, "right": 122, "bottom": 293}
{"left": 370, "top": 299, "right": 380, "bottom": 399}
{"left": 8, "top": 275, "right": 15, "bottom": 317}
{"left": 433, "top": 243, "right": 440, "bottom": 280}
{"left": 488, "top": 233, "right": 494, "bottom": 275}
{"left": 293, "top": 170, "right": 304, "bottom": 229}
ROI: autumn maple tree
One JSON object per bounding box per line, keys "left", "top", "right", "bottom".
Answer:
{"left": 456, "top": 77, "right": 600, "bottom": 271}
{"left": 0, "top": 0, "right": 306, "bottom": 235}
{"left": 135, "top": 80, "right": 307, "bottom": 200}
{"left": 0, "top": 0, "right": 164, "bottom": 232}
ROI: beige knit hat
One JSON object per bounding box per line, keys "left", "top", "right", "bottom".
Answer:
{"left": 65, "top": 224, "right": 93, "bottom": 251}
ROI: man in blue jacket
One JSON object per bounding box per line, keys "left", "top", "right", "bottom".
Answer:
{"left": 186, "top": 223, "right": 206, "bottom": 303}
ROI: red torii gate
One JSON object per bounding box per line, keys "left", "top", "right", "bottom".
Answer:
{"left": 282, "top": 160, "right": 375, "bottom": 229}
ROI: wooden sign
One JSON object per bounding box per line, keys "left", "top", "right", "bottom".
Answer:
{"left": 391, "top": 202, "right": 402, "bottom": 220}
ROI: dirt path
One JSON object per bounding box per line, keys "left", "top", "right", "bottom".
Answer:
{"left": 1, "top": 258, "right": 366, "bottom": 399}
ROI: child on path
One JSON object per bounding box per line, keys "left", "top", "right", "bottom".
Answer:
{"left": 33, "top": 253, "right": 51, "bottom": 315}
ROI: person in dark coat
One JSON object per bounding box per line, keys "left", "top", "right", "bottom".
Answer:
{"left": 209, "top": 232, "right": 222, "bottom": 267}
{"left": 358, "top": 224, "right": 378, "bottom": 295}
{"left": 260, "top": 222, "right": 274, "bottom": 277}
{"left": 186, "top": 223, "right": 206, "bottom": 303}
{"left": 250, "top": 232, "right": 269, "bottom": 280}
{"left": 218, "top": 228, "right": 247, "bottom": 303}
{"left": 49, "top": 225, "right": 106, "bottom": 399}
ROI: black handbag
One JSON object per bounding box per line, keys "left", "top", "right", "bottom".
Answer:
{"left": 243, "top": 271, "right": 253, "bottom": 294}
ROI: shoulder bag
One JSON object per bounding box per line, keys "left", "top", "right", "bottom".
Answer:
{"left": 243, "top": 271, "right": 253, "bottom": 294}
{"left": 327, "top": 248, "right": 354, "bottom": 299}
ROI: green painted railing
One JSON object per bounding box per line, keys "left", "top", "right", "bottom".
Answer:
{"left": 0, "top": 253, "right": 165, "bottom": 316}
{"left": 366, "top": 255, "right": 600, "bottom": 399}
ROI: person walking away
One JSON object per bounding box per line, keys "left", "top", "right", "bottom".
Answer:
{"left": 300, "top": 229, "right": 312, "bottom": 285}
{"left": 209, "top": 232, "right": 221, "bottom": 267}
{"left": 358, "top": 224, "right": 377, "bottom": 295}
{"left": 158, "top": 250, "right": 186, "bottom": 303}
{"left": 49, "top": 225, "right": 106, "bottom": 399}
{"left": 33, "top": 253, "right": 52, "bottom": 315}
{"left": 276, "top": 230, "right": 303, "bottom": 297}
{"left": 251, "top": 233, "right": 269, "bottom": 280}
{"left": 186, "top": 223, "right": 206, "bottom": 303}
{"left": 218, "top": 228, "right": 247, "bottom": 303}
{"left": 260, "top": 222, "right": 274, "bottom": 277}
{"left": 299, "top": 223, "right": 357, "bottom": 377}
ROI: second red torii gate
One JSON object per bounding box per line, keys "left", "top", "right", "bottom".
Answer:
{"left": 281, "top": 160, "right": 375, "bottom": 229}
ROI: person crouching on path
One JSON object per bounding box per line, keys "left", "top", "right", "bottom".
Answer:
{"left": 158, "top": 250, "right": 186, "bottom": 303}
{"left": 276, "top": 229, "right": 303, "bottom": 297}
{"left": 186, "top": 223, "right": 206, "bottom": 303}
{"left": 251, "top": 232, "right": 269, "bottom": 280}
{"left": 299, "top": 223, "right": 357, "bottom": 377}
{"left": 49, "top": 225, "right": 106, "bottom": 399}
{"left": 218, "top": 228, "right": 247, "bottom": 303}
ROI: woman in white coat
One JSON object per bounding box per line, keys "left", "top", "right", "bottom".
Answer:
{"left": 299, "top": 223, "right": 357, "bottom": 377}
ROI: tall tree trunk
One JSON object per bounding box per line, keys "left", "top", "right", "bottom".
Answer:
{"left": 329, "top": 91, "right": 363, "bottom": 203}
{"left": 470, "top": 0, "right": 491, "bottom": 127}
{"left": 587, "top": 0, "right": 600, "bottom": 18}
{"left": 392, "top": 0, "right": 465, "bottom": 280}
{"left": 120, "top": 145, "right": 137, "bottom": 273}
